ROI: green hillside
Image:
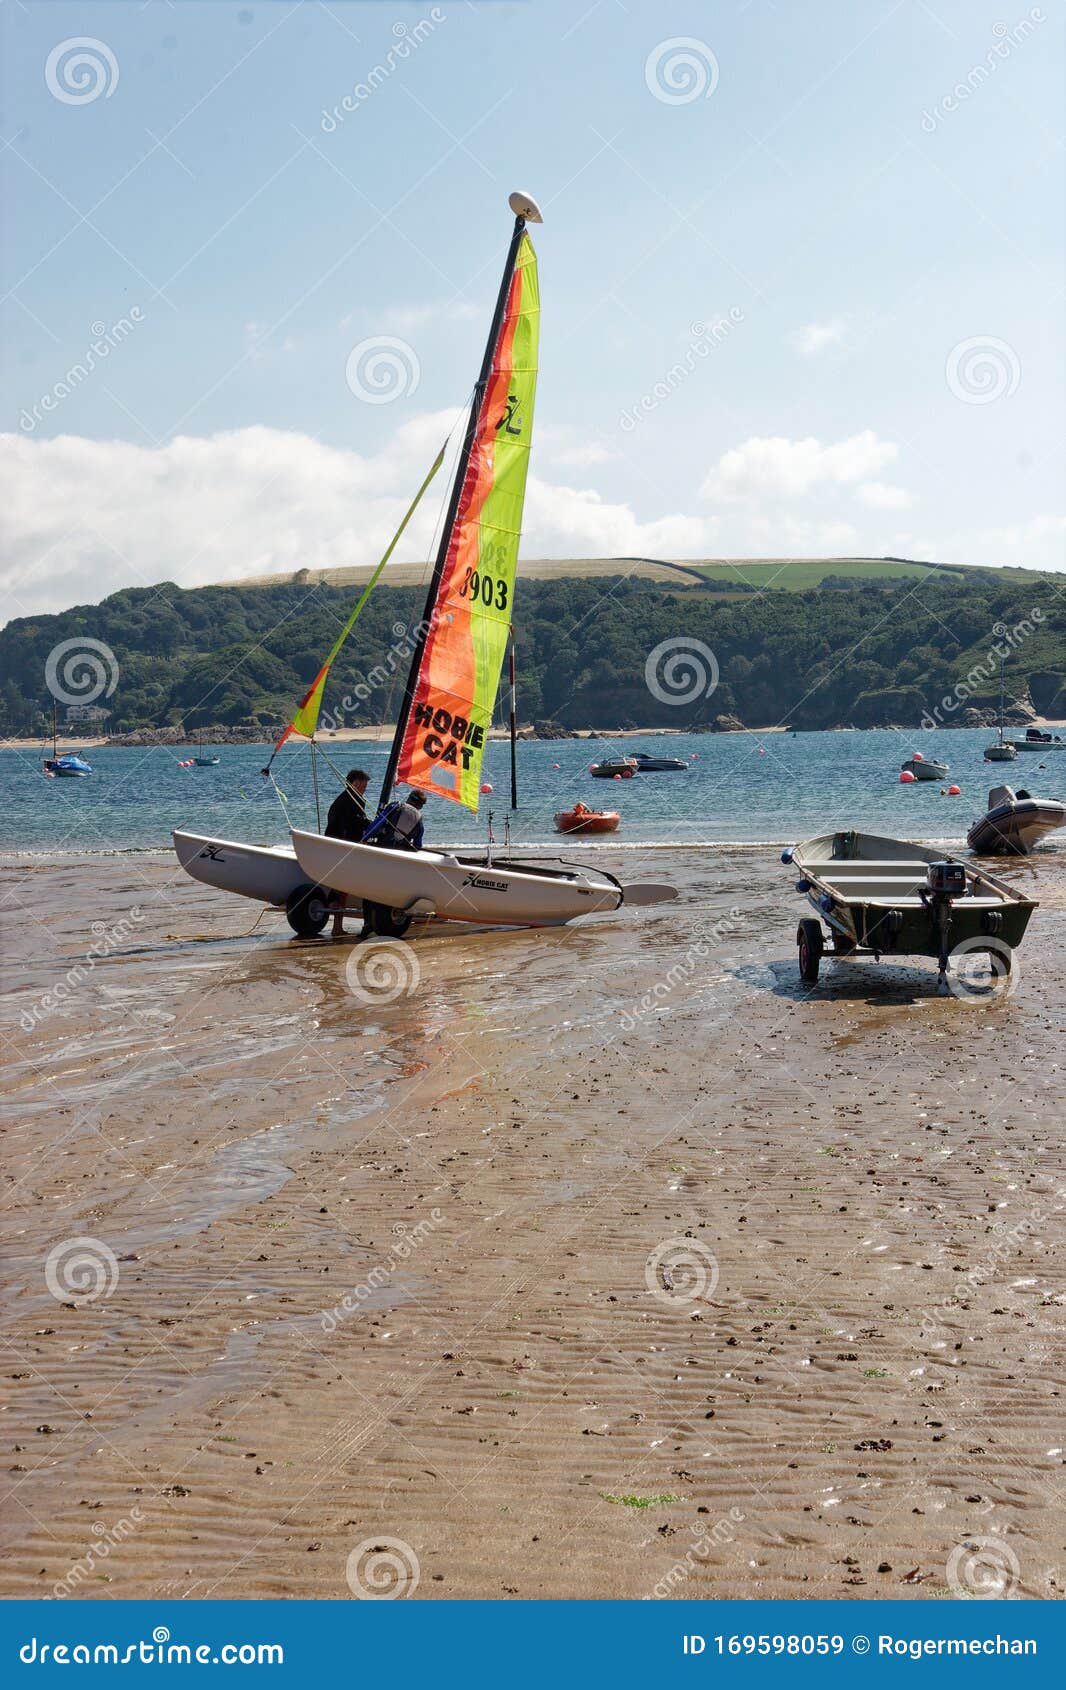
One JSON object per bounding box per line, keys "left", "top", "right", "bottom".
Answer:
{"left": 2, "top": 560, "right": 1062, "bottom": 737}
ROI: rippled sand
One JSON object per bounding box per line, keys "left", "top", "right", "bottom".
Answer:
{"left": 1, "top": 846, "right": 1063, "bottom": 1600}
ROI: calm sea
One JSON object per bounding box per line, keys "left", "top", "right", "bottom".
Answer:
{"left": 4, "top": 728, "right": 1062, "bottom": 857}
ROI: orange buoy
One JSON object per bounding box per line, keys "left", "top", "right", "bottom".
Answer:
{"left": 480, "top": 782, "right": 493, "bottom": 794}
{"left": 900, "top": 770, "right": 916, "bottom": 783}
{"left": 552, "top": 762, "right": 560, "bottom": 769}
{"left": 911, "top": 750, "right": 924, "bottom": 761}
{"left": 947, "top": 783, "right": 961, "bottom": 795}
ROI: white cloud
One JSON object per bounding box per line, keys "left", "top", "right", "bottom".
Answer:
{"left": 525, "top": 477, "right": 709, "bottom": 557}
{"left": 855, "top": 480, "right": 913, "bottom": 510}
{"left": 3, "top": 425, "right": 1059, "bottom": 623}
{"left": 791, "top": 318, "right": 849, "bottom": 357}
{"left": 701, "top": 430, "right": 899, "bottom": 500}
{"left": 0, "top": 425, "right": 710, "bottom": 618}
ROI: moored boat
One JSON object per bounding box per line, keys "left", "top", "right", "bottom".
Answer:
{"left": 629, "top": 751, "right": 688, "bottom": 772}
{"left": 590, "top": 757, "right": 637, "bottom": 779}
{"left": 900, "top": 754, "right": 947, "bottom": 782}
{"left": 783, "top": 828, "right": 1036, "bottom": 988}
{"left": 966, "top": 786, "right": 1066, "bottom": 856}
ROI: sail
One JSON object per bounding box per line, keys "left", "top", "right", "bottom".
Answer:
{"left": 394, "top": 233, "right": 539, "bottom": 809}
{"left": 270, "top": 444, "right": 445, "bottom": 758}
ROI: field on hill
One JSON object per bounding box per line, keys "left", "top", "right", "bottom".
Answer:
{"left": 233, "top": 555, "right": 985, "bottom": 596}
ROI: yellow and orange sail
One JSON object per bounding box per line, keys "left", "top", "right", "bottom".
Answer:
{"left": 395, "top": 233, "right": 539, "bottom": 809}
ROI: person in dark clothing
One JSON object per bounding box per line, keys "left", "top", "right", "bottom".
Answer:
{"left": 325, "top": 769, "right": 369, "bottom": 938}
{"left": 358, "top": 789, "right": 428, "bottom": 939}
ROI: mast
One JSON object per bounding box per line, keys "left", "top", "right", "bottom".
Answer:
{"left": 377, "top": 192, "right": 542, "bottom": 814}
{"left": 508, "top": 628, "right": 518, "bottom": 811}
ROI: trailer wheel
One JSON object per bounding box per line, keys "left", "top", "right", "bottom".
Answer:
{"left": 370, "top": 903, "right": 412, "bottom": 940}
{"left": 797, "top": 918, "right": 824, "bottom": 984}
{"left": 286, "top": 882, "right": 332, "bottom": 937}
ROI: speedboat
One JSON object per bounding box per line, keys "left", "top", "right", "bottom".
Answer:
{"left": 629, "top": 752, "right": 688, "bottom": 772}
{"left": 966, "top": 786, "right": 1066, "bottom": 856}
{"left": 783, "top": 829, "right": 1036, "bottom": 988}
{"left": 900, "top": 754, "right": 947, "bottom": 782}
{"left": 554, "top": 804, "right": 620, "bottom": 835}
{"left": 589, "top": 757, "right": 637, "bottom": 779}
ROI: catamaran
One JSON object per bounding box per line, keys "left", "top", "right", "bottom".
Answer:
{"left": 175, "top": 192, "right": 676, "bottom": 937}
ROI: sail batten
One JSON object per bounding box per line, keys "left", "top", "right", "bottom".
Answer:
{"left": 394, "top": 230, "right": 539, "bottom": 810}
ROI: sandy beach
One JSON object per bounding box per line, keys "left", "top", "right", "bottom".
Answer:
{"left": 1, "top": 847, "right": 1063, "bottom": 1601}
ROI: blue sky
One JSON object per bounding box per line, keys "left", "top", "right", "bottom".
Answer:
{"left": 3, "top": 0, "right": 1064, "bottom": 616}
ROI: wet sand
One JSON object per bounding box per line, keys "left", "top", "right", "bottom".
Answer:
{"left": 1, "top": 847, "right": 1063, "bottom": 1601}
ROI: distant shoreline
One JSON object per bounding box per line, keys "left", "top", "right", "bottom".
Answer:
{"left": 4, "top": 719, "right": 1064, "bottom": 753}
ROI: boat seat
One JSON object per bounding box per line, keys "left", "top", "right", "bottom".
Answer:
{"left": 865, "top": 894, "right": 1006, "bottom": 909}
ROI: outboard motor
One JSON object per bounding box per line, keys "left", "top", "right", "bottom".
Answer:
{"left": 922, "top": 861, "right": 969, "bottom": 987}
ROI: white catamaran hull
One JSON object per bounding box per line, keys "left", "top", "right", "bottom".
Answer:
{"left": 291, "top": 830, "right": 625, "bottom": 928}
{"left": 173, "top": 830, "right": 328, "bottom": 908}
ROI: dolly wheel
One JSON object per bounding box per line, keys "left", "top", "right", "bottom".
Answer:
{"left": 370, "top": 904, "right": 412, "bottom": 939}
{"left": 285, "top": 882, "right": 332, "bottom": 937}
{"left": 797, "top": 918, "right": 824, "bottom": 985}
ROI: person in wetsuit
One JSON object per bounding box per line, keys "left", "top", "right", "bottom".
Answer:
{"left": 325, "top": 769, "right": 369, "bottom": 938}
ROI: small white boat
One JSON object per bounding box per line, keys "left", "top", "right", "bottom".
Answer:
{"left": 173, "top": 829, "right": 355, "bottom": 935}
{"left": 966, "top": 787, "right": 1066, "bottom": 857}
{"left": 901, "top": 754, "right": 947, "bottom": 782}
{"left": 290, "top": 830, "right": 672, "bottom": 935}
{"left": 984, "top": 682, "right": 1017, "bottom": 761}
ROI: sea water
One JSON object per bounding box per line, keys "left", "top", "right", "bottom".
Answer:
{"left": 3, "top": 728, "right": 1060, "bottom": 857}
